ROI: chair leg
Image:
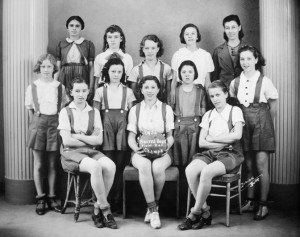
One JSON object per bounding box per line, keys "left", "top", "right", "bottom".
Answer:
{"left": 74, "top": 175, "right": 80, "bottom": 222}
{"left": 226, "top": 183, "right": 231, "bottom": 227}
{"left": 238, "top": 178, "right": 242, "bottom": 215}
{"left": 186, "top": 188, "right": 191, "bottom": 216}
{"left": 176, "top": 177, "right": 179, "bottom": 218}
{"left": 61, "top": 172, "right": 73, "bottom": 214}
{"left": 123, "top": 178, "right": 126, "bottom": 219}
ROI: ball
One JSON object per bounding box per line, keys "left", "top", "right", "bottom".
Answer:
{"left": 138, "top": 132, "right": 167, "bottom": 159}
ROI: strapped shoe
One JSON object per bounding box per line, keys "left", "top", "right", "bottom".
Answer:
{"left": 192, "top": 214, "right": 212, "bottom": 229}
{"left": 144, "top": 209, "right": 151, "bottom": 223}
{"left": 254, "top": 205, "right": 268, "bottom": 221}
{"left": 47, "top": 195, "right": 61, "bottom": 213}
{"left": 102, "top": 213, "right": 118, "bottom": 229}
{"left": 36, "top": 195, "right": 46, "bottom": 215}
{"left": 92, "top": 209, "right": 104, "bottom": 228}
{"left": 150, "top": 212, "right": 161, "bottom": 229}
{"left": 178, "top": 216, "right": 200, "bottom": 231}
{"left": 241, "top": 199, "right": 254, "bottom": 213}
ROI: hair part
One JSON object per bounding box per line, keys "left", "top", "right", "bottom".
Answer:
{"left": 207, "top": 80, "right": 229, "bottom": 94}
{"left": 178, "top": 60, "right": 198, "bottom": 81}
{"left": 101, "top": 58, "right": 126, "bottom": 84}
{"left": 66, "top": 16, "right": 85, "bottom": 30}
{"left": 237, "top": 45, "right": 266, "bottom": 71}
{"left": 223, "top": 14, "right": 244, "bottom": 41}
{"left": 102, "top": 25, "right": 126, "bottom": 53}
{"left": 33, "top": 54, "right": 58, "bottom": 74}
{"left": 180, "top": 23, "right": 201, "bottom": 44}
{"left": 70, "top": 77, "right": 89, "bottom": 90}
{"left": 139, "top": 34, "right": 164, "bottom": 58}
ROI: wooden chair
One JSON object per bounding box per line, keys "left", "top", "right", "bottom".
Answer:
{"left": 61, "top": 171, "right": 94, "bottom": 222}
{"left": 123, "top": 165, "right": 179, "bottom": 218}
{"left": 186, "top": 165, "right": 242, "bottom": 227}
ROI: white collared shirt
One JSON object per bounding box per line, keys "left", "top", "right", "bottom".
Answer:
{"left": 94, "top": 49, "right": 133, "bottom": 79}
{"left": 93, "top": 83, "right": 136, "bottom": 110}
{"left": 127, "top": 100, "right": 174, "bottom": 134}
{"left": 229, "top": 71, "right": 278, "bottom": 107}
{"left": 58, "top": 101, "right": 103, "bottom": 134}
{"left": 200, "top": 104, "right": 244, "bottom": 137}
{"left": 66, "top": 37, "right": 85, "bottom": 63}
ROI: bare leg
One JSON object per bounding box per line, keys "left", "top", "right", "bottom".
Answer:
{"left": 97, "top": 156, "right": 116, "bottom": 197}
{"left": 255, "top": 151, "right": 270, "bottom": 202}
{"left": 245, "top": 151, "right": 255, "bottom": 199}
{"left": 33, "top": 150, "right": 45, "bottom": 196}
{"left": 47, "top": 151, "right": 58, "bottom": 196}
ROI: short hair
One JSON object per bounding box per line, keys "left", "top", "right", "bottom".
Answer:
{"left": 33, "top": 54, "right": 58, "bottom": 74}
{"left": 66, "top": 16, "right": 84, "bottom": 30}
{"left": 139, "top": 34, "right": 164, "bottom": 58}
{"left": 207, "top": 80, "right": 229, "bottom": 94}
{"left": 102, "top": 25, "right": 126, "bottom": 53}
{"left": 179, "top": 23, "right": 201, "bottom": 44}
{"left": 178, "top": 60, "right": 198, "bottom": 81}
{"left": 137, "top": 75, "right": 161, "bottom": 101}
{"left": 70, "top": 77, "right": 89, "bottom": 90}
{"left": 101, "top": 58, "right": 126, "bottom": 85}
{"left": 223, "top": 14, "right": 244, "bottom": 41}
{"left": 236, "top": 45, "right": 266, "bottom": 71}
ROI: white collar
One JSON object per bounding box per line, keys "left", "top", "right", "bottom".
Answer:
{"left": 66, "top": 37, "right": 85, "bottom": 44}
{"left": 68, "top": 101, "right": 93, "bottom": 112}
{"left": 141, "top": 99, "right": 162, "bottom": 110}
{"left": 209, "top": 104, "right": 232, "bottom": 121}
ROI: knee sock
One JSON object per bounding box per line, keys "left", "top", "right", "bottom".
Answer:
{"left": 147, "top": 201, "right": 158, "bottom": 213}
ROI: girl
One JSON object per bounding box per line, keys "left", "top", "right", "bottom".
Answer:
{"left": 128, "top": 34, "right": 172, "bottom": 103}
{"left": 56, "top": 16, "right": 95, "bottom": 103}
{"left": 59, "top": 78, "right": 117, "bottom": 229}
{"left": 178, "top": 80, "right": 244, "bottom": 230}
{"left": 173, "top": 60, "right": 206, "bottom": 167}
{"left": 93, "top": 58, "right": 136, "bottom": 213}
{"left": 127, "top": 76, "right": 174, "bottom": 229}
{"left": 94, "top": 25, "right": 133, "bottom": 88}
{"left": 25, "top": 54, "right": 67, "bottom": 215}
{"left": 212, "top": 14, "right": 247, "bottom": 88}
{"left": 171, "top": 23, "right": 214, "bottom": 103}
{"left": 230, "top": 45, "right": 278, "bottom": 220}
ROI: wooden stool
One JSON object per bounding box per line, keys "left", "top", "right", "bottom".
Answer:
{"left": 123, "top": 165, "right": 179, "bottom": 218}
{"left": 61, "top": 171, "right": 94, "bottom": 222}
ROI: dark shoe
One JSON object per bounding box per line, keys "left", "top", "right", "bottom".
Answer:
{"left": 178, "top": 216, "right": 200, "bottom": 231}
{"left": 36, "top": 195, "right": 46, "bottom": 215}
{"left": 102, "top": 213, "right": 118, "bottom": 229}
{"left": 254, "top": 205, "right": 268, "bottom": 221}
{"left": 47, "top": 195, "right": 61, "bottom": 213}
{"left": 192, "top": 214, "right": 212, "bottom": 229}
{"left": 92, "top": 209, "right": 104, "bottom": 228}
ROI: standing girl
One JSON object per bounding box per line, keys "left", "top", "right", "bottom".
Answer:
{"left": 230, "top": 45, "right": 278, "bottom": 220}
{"left": 25, "top": 54, "right": 67, "bottom": 215}
{"left": 94, "top": 25, "right": 133, "bottom": 88}
{"left": 93, "top": 58, "right": 136, "bottom": 213}
{"left": 56, "top": 15, "right": 95, "bottom": 102}
{"left": 128, "top": 34, "right": 172, "bottom": 103}
{"left": 171, "top": 23, "right": 214, "bottom": 103}
{"left": 212, "top": 14, "right": 247, "bottom": 88}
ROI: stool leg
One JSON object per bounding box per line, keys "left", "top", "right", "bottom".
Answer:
{"left": 186, "top": 188, "right": 191, "bottom": 216}
{"left": 226, "top": 183, "right": 231, "bottom": 227}
{"left": 176, "top": 177, "right": 179, "bottom": 218}
{"left": 123, "top": 178, "right": 126, "bottom": 219}
{"left": 238, "top": 178, "right": 242, "bottom": 215}
{"left": 74, "top": 175, "right": 80, "bottom": 222}
{"left": 61, "top": 173, "right": 73, "bottom": 214}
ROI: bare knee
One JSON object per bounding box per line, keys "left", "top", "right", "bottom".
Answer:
{"left": 152, "top": 165, "right": 165, "bottom": 178}
{"left": 199, "top": 167, "right": 213, "bottom": 183}
{"left": 138, "top": 164, "right": 152, "bottom": 177}
{"left": 101, "top": 158, "right": 116, "bottom": 175}
{"left": 90, "top": 163, "right": 103, "bottom": 177}
{"left": 185, "top": 161, "right": 200, "bottom": 180}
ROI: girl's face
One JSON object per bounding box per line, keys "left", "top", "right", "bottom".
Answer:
{"left": 240, "top": 50, "right": 258, "bottom": 74}
{"left": 224, "top": 21, "right": 241, "bottom": 41}
{"left": 106, "top": 31, "right": 122, "bottom": 50}
{"left": 184, "top": 27, "right": 198, "bottom": 46}
{"left": 143, "top": 40, "right": 159, "bottom": 60}
{"left": 67, "top": 20, "right": 82, "bottom": 38}
{"left": 40, "top": 59, "right": 54, "bottom": 79}
{"left": 141, "top": 80, "right": 160, "bottom": 101}
{"left": 209, "top": 87, "right": 228, "bottom": 110}
{"left": 71, "top": 82, "right": 89, "bottom": 104}
{"left": 180, "top": 65, "right": 195, "bottom": 85}
{"left": 108, "top": 64, "right": 123, "bottom": 84}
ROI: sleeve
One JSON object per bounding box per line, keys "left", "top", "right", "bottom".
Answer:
{"left": 94, "top": 55, "right": 101, "bottom": 77}
{"left": 127, "top": 66, "right": 139, "bottom": 83}
{"left": 125, "top": 54, "right": 134, "bottom": 76}
{"left": 263, "top": 77, "right": 279, "bottom": 100}
{"left": 171, "top": 51, "right": 179, "bottom": 72}
{"left": 55, "top": 41, "right": 62, "bottom": 61}
{"left": 93, "top": 108, "right": 103, "bottom": 132}
{"left": 205, "top": 51, "right": 215, "bottom": 73}
{"left": 229, "top": 79, "right": 237, "bottom": 97}
{"left": 164, "top": 64, "right": 173, "bottom": 81}
{"left": 165, "top": 105, "right": 175, "bottom": 132}
{"left": 211, "top": 47, "right": 220, "bottom": 81}
{"left": 232, "top": 106, "right": 245, "bottom": 126}
{"left": 127, "top": 106, "right": 138, "bottom": 134}
{"left": 25, "top": 85, "right": 34, "bottom": 110}
{"left": 58, "top": 108, "right": 71, "bottom": 131}
{"left": 88, "top": 41, "right": 95, "bottom": 62}
{"left": 200, "top": 91, "right": 207, "bottom": 116}
{"left": 199, "top": 110, "right": 210, "bottom": 130}
{"left": 127, "top": 88, "right": 136, "bottom": 104}
{"left": 93, "top": 88, "right": 103, "bottom": 103}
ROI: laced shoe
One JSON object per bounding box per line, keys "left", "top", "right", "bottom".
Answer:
{"left": 92, "top": 209, "right": 104, "bottom": 228}
{"left": 254, "top": 205, "right": 269, "bottom": 221}
{"left": 178, "top": 216, "right": 200, "bottom": 230}
{"left": 102, "top": 213, "right": 118, "bottom": 229}
{"left": 150, "top": 212, "right": 161, "bottom": 229}
{"left": 36, "top": 195, "right": 46, "bottom": 215}
{"left": 47, "top": 195, "right": 61, "bottom": 213}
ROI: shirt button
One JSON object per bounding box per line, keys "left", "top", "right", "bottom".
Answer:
{"left": 245, "top": 100, "right": 247, "bottom": 102}
{"left": 246, "top": 93, "right": 248, "bottom": 95}
{"left": 245, "top": 87, "right": 248, "bottom": 89}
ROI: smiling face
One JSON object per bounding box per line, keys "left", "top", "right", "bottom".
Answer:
{"left": 208, "top": 87, "right": 228, "bottom": 110}
{"left": 180, "top": 65, "right": 195, "bottom": 85}
{"left": 106, "top": 31, "right": 122, "bottom": 50}
{"left": 143, "top": 40, "right": 159, "bottom": 60}
{"left": 40, "top": 59, "right": 54, "bottom": 79}
{"left": 71, "top": 82, "right": 89, "bottom": 105}
{"left": 240, "top": 50, "right": 258, "bottom": 74}
{"left": 141, "top": 79, "right": 160, "bottom": 101}
{"left": 224, "top": 20, "right": 241, "bottom": 41}
{"left": 108, "top": 64, "right": 123, "bottom": 84}
{"left": 183, "top": 27, "right": 198, "bottom": 46}
{"left": 67, "top": 20, "right": 82, "bottom": 38}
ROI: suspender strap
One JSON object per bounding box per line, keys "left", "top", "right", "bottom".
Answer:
{"left": 253, "top": 74, "right": 264, "bottom": 104}
{"left": 138, "top": 64, "right": 143, "bottom": 81}
{"left": 57, "top": 83, "right": 62, "bottom": 113}
{"left": 194, "top": 86, "right": 202, "bottom": 117}
{"left": 31, "top": 83, "right": 40, "bottom": 114}
{"left": 136, "top": 103, "right": 141, "bottom": 134}
{"left": 103, "top": 86, "right": 109, "bottom": 110}
{"left": 66, "top": 107, "right": 75, "bottom": 134}
{"left": 208, "top": 106, "right": 234, "bottom": 131}
{"left": 121, "top": 86, "right": 127, "bottom": 110}
{"left": 162, "top": 103, "right": 166, "bottom": 134}
{"left": 159, "top": 61, "right": 165, "bottom": 88}
{"left": 208, "top": 110, "right": 213, "bottom": 128}
{"left": 86, "top": 109, "right": 95, "bottom": 135}
{"left": 175, "top": 86, "right": 181, "bottom": 116}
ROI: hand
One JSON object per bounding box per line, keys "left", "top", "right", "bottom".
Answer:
{"left": 134, "top": 145, "right": 146, "bottom": 156}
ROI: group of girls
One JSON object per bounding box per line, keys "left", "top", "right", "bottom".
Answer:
{"left": 25, "top": 13, "right": 278, "bottom": 230}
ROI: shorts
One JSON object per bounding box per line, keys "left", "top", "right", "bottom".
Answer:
{"left": 60, "top": 146, "right": 106, "bottom": 172}
{"left": 27, "top": 114, "right": 59, "bottom": 151}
